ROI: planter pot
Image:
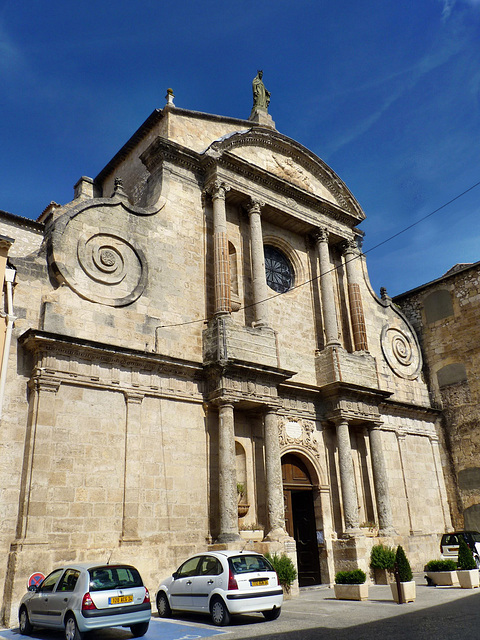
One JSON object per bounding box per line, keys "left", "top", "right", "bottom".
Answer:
{"left": 239, "top": 529, "right": 264, "bottom": 542}
{"left": 334, "top": 583, "right": 368, "bottom": 601}
{"left": 425, "top": 571, "right": 458, "bottom": 586}
{"left": 373, "top": 568, "right": 391, "bottom": 585}
{"left": 457, "top": 569, "right": 479, "bottom": 589}
{"left": 390, "top": 580, "right": 416, "bottom": 603}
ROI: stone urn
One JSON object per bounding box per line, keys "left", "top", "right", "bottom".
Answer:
{"left": 237, "top": 503, "right": 250, "bottom": 518}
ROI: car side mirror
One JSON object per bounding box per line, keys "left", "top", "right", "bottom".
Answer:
{"left": 28, "top": 585, "right": 38, "bottom": 592}
{"left": 172, "top": 572, "right": 178, "bottom": 580}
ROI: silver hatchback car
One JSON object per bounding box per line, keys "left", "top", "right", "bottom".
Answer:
{"left": 19, "top": 563, "right": 151, "bottom": 640}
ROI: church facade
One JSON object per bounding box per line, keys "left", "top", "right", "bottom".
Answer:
{"left": 0, "top": 89, "right": 452, "bottom": 623}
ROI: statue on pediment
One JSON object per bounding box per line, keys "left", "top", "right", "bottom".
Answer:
{"left": 252, "top": 70, "right": 270, "bottom": 110}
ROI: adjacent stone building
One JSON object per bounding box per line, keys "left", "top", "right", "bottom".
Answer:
{"left": 0, "top": 88, "right": 452, "bottom": 624}
{"left": 395, "top": 261, "right": 480, "bottom": 532}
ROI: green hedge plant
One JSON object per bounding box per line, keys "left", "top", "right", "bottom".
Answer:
{"left": 370, "top": 544, "right": 396, "bottom": 570}
{"left": 335, "top": 569, "right": 367, "bottom": 585}
{"left": 425, "top": 559, "right": 457, "bottom": 572}
{"left": 265, "top": 553, "right": 297, "bottom": 592}
{"left": 457, "top": 537, "right": 477, "bottom": 570}
{"left": 395, "top": 546, "right": 413, "bottom": 582}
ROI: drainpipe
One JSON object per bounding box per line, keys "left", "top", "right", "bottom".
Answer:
{"left": 0, "top": 267, "right": 17, "bottom": 421}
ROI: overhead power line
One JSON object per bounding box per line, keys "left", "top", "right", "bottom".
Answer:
{"left": 155, "top": 179, "right": 480, "bottom": 329}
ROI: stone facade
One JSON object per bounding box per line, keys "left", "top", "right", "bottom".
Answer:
{"left": 0, "top": 98, "right": 452, "bottom": 624}
{"left": 395, "top": 262, "right": 480, "bottom": 531}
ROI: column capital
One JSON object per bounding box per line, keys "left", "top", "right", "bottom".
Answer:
{"left": 123, "top": 391, "right": 145, "bottom": 405}
{"left": 29, "top": 377, "right": 61, "bottom": 394}
{"left": 341, "top": 237, "right": 360, "bottom": 256}
{"left": 313, "top": 227, "right": 329, "bottom": 244}
{"left": 206, "top": 180, "right": 230, "bottom": 200}
{"left": 245, "top": 198, "right": 265, "bottom": 216}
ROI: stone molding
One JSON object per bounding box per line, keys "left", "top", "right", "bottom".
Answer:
{"left": 19, "top": 329, "right": 204, "bottom": 404}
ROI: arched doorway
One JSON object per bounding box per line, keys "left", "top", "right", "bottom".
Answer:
{"left": 282, "top": 453, "right": 321, "bottom": 586}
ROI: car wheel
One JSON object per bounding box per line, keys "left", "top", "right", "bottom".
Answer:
{"left": 64, "top": 614, "right": 83, "bottom": 640}
{"left": 130, "top": 622, "right": 149, "bottom": 637}
{"left": 19, "top": 607, "right": 33, "bottom": 635}
{"left": 263, "top": 607, "right": 281, "bottom": 621}
{"left": 157, "top": 592, "right": 172, "bottom": 618}
{"left": 210, "top": 597, "right": 230, "bottom": 626}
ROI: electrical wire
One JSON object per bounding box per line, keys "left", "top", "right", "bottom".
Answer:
{"left": 155, "top": 179, "right": 480, "bottom": 329}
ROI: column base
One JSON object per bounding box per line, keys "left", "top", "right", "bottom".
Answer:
{"left": 264, "top": 527, "right": 289, "bottom": 542}
{"left": 216, "top": 532, "right": 242, "bottom": 544}
{"left": 378, "top": 527, "right": 397, "bottom": 537}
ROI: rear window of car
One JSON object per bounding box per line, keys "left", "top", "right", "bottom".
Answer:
{"left": 442, "top": 534, "right": 459, "bottom": 545}
{"left": 229, "top": 555, "right": 273, "bottom": 574}
{"left": 89, "top": 565, "right": 143, "bottom": 592}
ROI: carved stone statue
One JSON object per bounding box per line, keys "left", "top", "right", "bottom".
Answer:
{"left": 252, "top": 70, "right": 270, "bottom": 110}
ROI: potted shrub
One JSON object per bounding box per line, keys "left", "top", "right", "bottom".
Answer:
{"left": 390, "top": 545, "right": 416, "bottom": 603}
{"left": 370, "top": 543, "right": 395, "bottom": 585}
{"left": 265, "top": 553, "right": 297, "bottom": 596}
{"left": 456, "top": 537, "right": 479, "bottom": 589}
{"left": 334, "top": 569, "right": 368, "bottom": 601}
{"left": 424, "top": 559, "right": 458, "bottom": 586}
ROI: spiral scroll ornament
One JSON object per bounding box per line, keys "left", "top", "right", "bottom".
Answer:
{"left": 381, "top": 325, "right": 422, "bottom": 380}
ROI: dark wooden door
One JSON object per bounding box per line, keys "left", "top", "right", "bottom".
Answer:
{"left": 282, "top": 454, "right": 321, "bottom": 586}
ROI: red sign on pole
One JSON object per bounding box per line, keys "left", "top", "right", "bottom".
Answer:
{"left": 28, "top": 572, "right": 45, "bottom": 589}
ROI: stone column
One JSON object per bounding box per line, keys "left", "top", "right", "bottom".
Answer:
{"left": 335, "top": 418, "right": 360, "bottom": 533}
{"left": 396, "top": 433, "right": 415, "bottom": 534}
{"left": 264, "top": 408, "right": 287, "bottom": 540}
{"left": 343, "top": 239, "right": 368, "bottom": 351}
{"left": 18, "top": 378, "right": 61, "bottom": 540}
{"left": 211, "top": 181, "right": 231, "bottom": 316}
{"left": 247, "top": 199, "right": 269, "bottom": 327}
{"left": 217, "top": 401, "right": 241, "bottom": 542}
{"left": 314, "top": 228, "right": 340, "bottom": 347}
{"left": 429, "top": 434, "right": 452, "bottom": 530}
{"left": 369, "top": 426, "right": 395, "bottom": 535}
{"left": 121, "top": 391, "right": 144, "bottom": 542}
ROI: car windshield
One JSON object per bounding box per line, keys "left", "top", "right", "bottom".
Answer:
{"left": 89, "top": 565, "right": 143, "bottom": 592}
{"left": 229, "top": 555, "right": 273, "bottom": 574}
{"left": 470, "top": 532, "right": 480, "bottom": 543}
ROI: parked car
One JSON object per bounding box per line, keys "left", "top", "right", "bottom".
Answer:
{"left": 156, "top": 550, "right": 283, "bottom": 626}
{"left": 440, "top": 531, "right": 480, "bottom": 568}
{"left": 19, "top": 563, "right": 151, "bottom": 640}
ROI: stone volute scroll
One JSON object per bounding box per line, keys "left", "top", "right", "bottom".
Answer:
{"left": 48, "top": 178, "right": 163, "bottom": 307}
{"left": 381, "top": 323, "right": 422, "bottom": 380}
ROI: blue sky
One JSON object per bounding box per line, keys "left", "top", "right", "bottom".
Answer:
{"left": 1, "top": 0, "right": 480, "bottom": 295}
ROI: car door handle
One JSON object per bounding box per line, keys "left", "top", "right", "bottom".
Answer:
{"left": 63, "top": 598, "right": 68, "bottom": 602}
{"left": 207, "top": 580, "right": 214, "bottom": 584}
{"left": 186, "top": 580, "right": 192, "bottom": 585}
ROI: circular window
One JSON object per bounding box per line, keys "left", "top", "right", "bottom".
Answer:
{"left": 264, "top": 245, "right": 294, "bottom": 293}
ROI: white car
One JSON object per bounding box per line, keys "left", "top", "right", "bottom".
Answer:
{"left": 156, "top": 550, "right": 283, "bottom": 626}
{"left": 19, "top": 563, "right": 151, "bottom": 640}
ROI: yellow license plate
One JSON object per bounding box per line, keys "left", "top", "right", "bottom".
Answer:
{"left": 251, "top": 579, "right": 268, "bottom": 586}
{"left": 109, "top": 595, "right": 133, "bottom": 605}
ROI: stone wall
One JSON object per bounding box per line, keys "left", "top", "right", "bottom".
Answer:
{"left": 395, "top": 263, "right": 480, "bottom": 531}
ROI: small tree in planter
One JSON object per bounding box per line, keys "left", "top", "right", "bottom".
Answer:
{"left": 370, "top": 544, "right": 395, "bottom": 584}
{"left": 456, "top": 537, "right": 479, "bottom": 589}
{"left": 391, "top": 546, "right": 415, "bottom": 603}
{"left": 334, "top": 569, "right": 368, "bottom": 601}
{"left": 424, "top": 559, "right": 458, "bottom": 586}
{"left": 265, "top": 553, "right": 297, "bottom": 595}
